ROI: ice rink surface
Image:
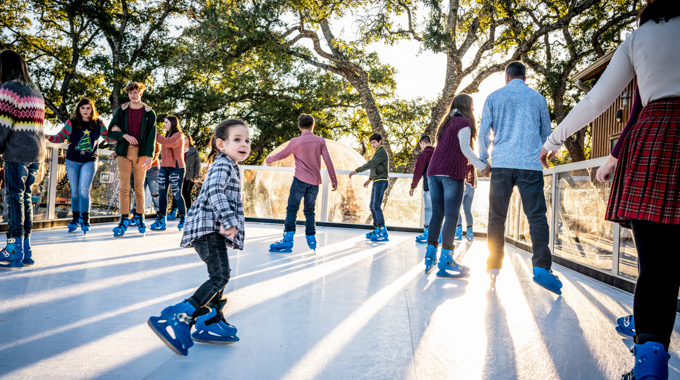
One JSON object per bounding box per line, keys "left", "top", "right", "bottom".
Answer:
{"left": 1, "top": 223, "right": 679, "bottom": 380}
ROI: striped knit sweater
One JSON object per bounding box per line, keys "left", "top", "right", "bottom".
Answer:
{"left": 0, "top": 80, "right": 46, "bottom": 163}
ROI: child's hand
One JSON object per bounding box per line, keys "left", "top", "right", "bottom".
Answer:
{"left": 409, "top": 188, "right": 414, "bottom": 197}
{"left": 331, "top": 183, "right": 337, "bottom": 191}
{"left": 363, "top": 180, "right": 370, "bottom": 188}
{"left": 349, "top": 172, "right": 355, "bottom": 178}
{"left": 481, "top": 164, "right": 491, "bottom": 177}
{"left": 220, "top": 225, "right": 237, "bottom": 238}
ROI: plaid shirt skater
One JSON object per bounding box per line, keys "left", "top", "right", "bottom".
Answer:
{"left": 180, "top": 153, "right": 245, "bottom": 249}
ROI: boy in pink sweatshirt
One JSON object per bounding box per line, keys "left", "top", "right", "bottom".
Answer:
{"left": 266, "top": 114, "right": 338, "bottom": 253}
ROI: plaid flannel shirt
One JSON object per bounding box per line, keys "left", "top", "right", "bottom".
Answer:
{"left": 180, "top": 153, "right": 245, "bottom": 249}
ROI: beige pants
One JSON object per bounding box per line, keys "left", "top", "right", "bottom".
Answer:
{"left": 117, "top": 146, "right": 147, "bottom": 215}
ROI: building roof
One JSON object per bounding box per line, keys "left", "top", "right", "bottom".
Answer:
{"left": 573, "top": 50, "right": 616, "bottom": 82}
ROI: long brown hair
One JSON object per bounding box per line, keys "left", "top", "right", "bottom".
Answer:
{"left": 71, "top": 98, "right": 99, "bottom": 130}
{"left": 436, "top": 94, "right": 476, "bottom": 144}
{"left": 208, "top": 119, "right": 248, "bottom": 162}
{"left": 0, "top": 50, "right": 35, "bottom": 87}
{"left": 164, "top": 115, "right": 182, "bottom": 137}
{"left": 638, "top": 0, "right": 680, "bottom": 26}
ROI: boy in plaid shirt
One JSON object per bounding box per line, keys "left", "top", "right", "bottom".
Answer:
{"left": 148, "top": 119, "right": 250, "bottom": 356}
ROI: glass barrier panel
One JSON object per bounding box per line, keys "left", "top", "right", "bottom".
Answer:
{"left": 553, "top": 168, "right": 613, "bottom": 272}
{"left": 325, "top": 173, "right": 373, "bottom": 224}
{"left": 470, "top": 179, "right": 489, "bottom": 233}
{"left": 243, "top": 168, "right": 321, "bottom": 220}
{"left": 381, "top": 177, "right": 421, "bottom": 228}
{"left": 31, "top": 149, "right": 52, "bottom": 221}
{"left": 618, "top": 227, "right": 638, "bottom": 280}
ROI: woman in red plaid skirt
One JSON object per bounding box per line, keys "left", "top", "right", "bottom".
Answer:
{"left": 540, "top": 1, "right": 680, "bottom": 379}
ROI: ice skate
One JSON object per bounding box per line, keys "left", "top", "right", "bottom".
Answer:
{"left": 415, "top": 227, "right": 428, "bottom": 244}
{"left": 371, "top": 226, "right": 389, "bottom": 242}
{"left": 465, "top": 227, "right": 474, "bottom": 241}
{"left": 454, "top": 225, "right": 463, "bottom": 241}
{"left": 436, "top": 248, "right": 470, "bottom": 278}
{"left": 270, "top": 231, "right": 294, "bottom": 253}
{"left": 112, "top": 216, "right": 130, "bottom": 237}
{"left": 616, "top": 315, "right": 635, "bottom": 339}
{"left": 532, "top": 267, "right": 563, "bottom": 295}
{"left": 306, "top": 235, "right": 317, "bottom": 252}
{"left": 192, "top": 301, "right": 239, "bottom": 344}
{"left": 424, "top": 244, "right": 437, "bottom": 274}
{"left": 487, "top": 269, "right": 500, "bottom": 283}
{"left": 22, "top": 236, "right": 34, "bottom": 266}
{"left": 150, "top": 214, "right": 166, "bottom": 231}
{"left": 67, "top": 212, "right": 81, "bottom": 233}
{"left": 167, "top": 208, "right": 178, "bottom": 221}
{"left": 148, "top": 300, "right": 198, "bottom": 356}
{"left": 621, "top": 341, "right": 669, "bottom": 380}
{"left": 132, "top": 213, "right": 146, "bottom": 235}
{"left": 0, "top": 238, "right": 24, "bottom": 270}
{"left": 81, "top": 212, "right": 90, "bottom": 235}
{"left": 366, "top": 225, "right": 379, "bottom": 240}
{"left": 177, "top": 215, "right": 185, "bottom": 231}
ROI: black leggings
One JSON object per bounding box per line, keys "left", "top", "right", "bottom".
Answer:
{"left": 631, "top": 219, "right": 680, "bottom": 349}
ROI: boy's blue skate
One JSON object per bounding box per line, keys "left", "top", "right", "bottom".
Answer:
{"left": 415, "top": 227, "right": 428, "bottom": 244}
{"left": 0, "top": 238, "right": 24, "bottom": 270}
{"left": 616, "top": 315, "right": 635, "bottom": 339}
{"left": 533, "top": 267, "right": 563, "bottom": 295}
{"left": 22, "top": 236, "right": 34, "bottom": 266}
{"left": 466, "top": 227, "right": 474, "bottom": 241}
{"left": 270, "top": 231, "right": 294, "bottom": 253}
{"left": 177, "top": 215, "right": 185, "bottom": 231}
{"left": 366, "top": 225, "right": 378, "bottom": 240}
{"left": 81, "top": 212, "right": 90, "bottom": 235}
{"left": 436, "top": 248, "right": 470, "bottom": 278}
{"left": 113, "top": 216, "right": 130, "bottom": 237}
{"left": 167, "top": 208, "right": 178, "bottom": 221}
{"left": 454, "top": 226, "right": 463, "bottom": 241}
{"left": 371, "top": 226, "right": 389, "bottom": 242}
{"left": 132, "top": 213, "right": 146, "bottom": 235}
{"left": 306, "top": 235, "right": 317, "bottom": 252}
{"left": 424, "top": 244, "right": 437, "bottom": 274}
{"left": 621, "top": 341, "right": 669, "bottom": 380}
{"left": 150, "top": 215, "right": 166, "bottom": 231}
{"left": 148, "top": 300, "right": 198, "bottom": 356}
{"left": 67, "top": 212, "right": 81, "bottom": 233}
{"left": 192, "top": 302, "right": 239, "bottom": 344}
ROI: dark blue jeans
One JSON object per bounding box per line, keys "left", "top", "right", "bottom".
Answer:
{"left": 370, "top": 180, "right": 388, "bottom": 227}
{"left": 190, "top": 233, "right": 231, "bottom": 307}
{"left": 487, "top": 168, "right": 551, "bottom": 270}
{"left": 427, "top": 175, "right": 464, "bottom": 250}
{"left": 284, "top": 177, "right": 319, "bottom": 235}
{"left": 158, "top": 167, "right": 185, "bottom": 216}
{"left": 5, "top": 162, "right": 40, "bottom": 239}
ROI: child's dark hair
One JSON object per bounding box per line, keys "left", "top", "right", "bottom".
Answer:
{"left": 369, "top": 133, "right": 382, "bottom": 143}
{"left": 184, "top": 132, "right": 194, "bottom": 147}
{"left": 298, "top": 114, "right": 314, "bottom": 129}
{"left": 208, "top": 119, "right": 248, "bottom": 162}
{"left": 419, "top": 135, "right": 431, "bottom": 145}
{"left": 164, "top": 115, "right": 182, "bottom": 137}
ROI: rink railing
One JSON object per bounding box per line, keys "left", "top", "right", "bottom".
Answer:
{"left": 2, "top": 143, "right": 637, "bottom": 287}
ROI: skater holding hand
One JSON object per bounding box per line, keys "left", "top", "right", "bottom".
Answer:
{"left": 148, "top": 119, "right": 250, "bottom": 356}
{"left": 410, "top": 135, "right": 435, "bottom": 243}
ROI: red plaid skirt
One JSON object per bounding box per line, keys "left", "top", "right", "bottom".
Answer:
{"left": 605, "top": 99, "right": 680, "bottom": 227}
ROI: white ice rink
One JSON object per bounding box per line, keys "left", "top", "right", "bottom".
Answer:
{"left": 0, "top": 223, "right": 679, "bottom": 380}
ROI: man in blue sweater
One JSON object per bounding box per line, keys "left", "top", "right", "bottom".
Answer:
{"left": 479, "top": 61, "right": 562, "bottom": 294}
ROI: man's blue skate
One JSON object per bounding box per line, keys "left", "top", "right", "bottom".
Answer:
{"left": 532, "top": 267, "right": 563, "bottom": 295}
{"left": 167, "top": 208, "right": 178, "bottom": 221}
{"left": 132, "top": 213, "right": 146, "bottom": 236}
{"left": 370, "top": 226, "right": 389, "bottom": 242}
{"left": 150, "top": 215, "right": 167, "bottom": 231}
{"left": 306, "top": 235, "right": 317, "bottom": 253}
{"left": 148, "top": 300, "right": 197, "bottom": 356}
{"left": 436, "top": 248, "right": 470, "bottom": 278}
{"left": 22, "top": 236, "right": 34, "bottom": 266}
{"left": 366, "top": 226, "right": 378, "bottom": 240}
{"left": 113, "top": 216, "right": 130, "bottom": 237}
{"left": 616, "top": 315, "right": 635, "bottom": 339}
{"left": 270, "top": 231, "right": 294, "bottom": 253}
{"left": 0, "top": 238, "right": 24, "bottom": 270}
{"left": 192, "top": 304, "right": 239, "bottom": 344}
{"left": 415, "top": 227, "right": 428, "bottom": 244}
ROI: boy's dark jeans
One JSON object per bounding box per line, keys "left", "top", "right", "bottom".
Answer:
{"left": 5, "top": 162, "right": 40, "bottom": 239}
{"left": 284, "top": 177, "right": 319, "bottom": 236}
{"left": 487, "top": 168, "right": 552, "bottom": 270}
{"left": 370, "top": 180, "right": 388, "bottom": 227}
{"left": 190, "top": 233, "right": 231, "bottom": 307}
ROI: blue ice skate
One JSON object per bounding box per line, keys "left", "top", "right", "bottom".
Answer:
{"left": 67, "top": 212, "right": 81, "bottom": 233}
{"left": 177, "top": 215, "right": 185, "bottom": 231}
{"left": 148, "top": 300, "right": 197, "bottom": 356}
{"left": 415, "top": 227, "right": 428, "bottom": 244}
{"left": 0, "top": 238, "right": 24, "bottom": 270}
{"left": 270, "top": 231, "right": 294, "bottom": 253}
{"left": 192, "top": 305, "right": 239, "bottom": 344}
{"left": 132, "top": 213, "right": 146, "bottom": 235}
{"left": 466, "top": 227, "right": 474, "bottom": 241}
{"left": 371, "top": 226, "right": 389, "bottom": 242}
{"left": 81, "top": 212, "right": 90, "bottom": 235}
{"left": 436, "top": 248, "right": 470, "bottom": 278}
{"left": 113, "top": 216, "right": 130, "bottom": 237}
{"left": 532, "top": 267, "right": 563, "bottom": 295}
{"left": 167, "top": 208, "right": 178, "bottom": 221}
{"left": 150, "top": 215, "right": 166, "bottom": 231}
{"left": 616, "top": 315, "right": 635, "bottom": 339}
{"left": 22, "top": 236, "right": 34, "bottom": 266}
{"left": 621, "top": 341, "right": 669, "bottom": 380}
{"left": 366, "top": 226, "right": 379, "bottom": 240}
{"left": 454, "top": 226, "right": 463, "bottom": 241}
{"left": 306, "top": 235, "right": 317, "bottom": 252}
{"left": 424, "top": 244, "right": 437, "bottom": 274}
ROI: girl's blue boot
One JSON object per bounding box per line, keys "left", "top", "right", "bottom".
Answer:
{"left": 0, "top": 238, "right": 24, "bottom": 270}
{"left": 306, "top": 235, "right": 317, "bottom": 252}
{"left": 371, "top": 226, "right": 389, "bottom": 241}
{"left": 616, "top": 315, "right": 635, "bottom": 339}
{"left": 415, "top": 227, "right": 428, "bottom": 244}
{"left": 22, "top": 236, "right": 34, "bottom": 266}
{"left": 622, "top": 341, "right": 669, "bottom": 380}
{"left": 192, "top": 301, "right": 239, "bottom": 344}
{"left": 113, "top": 216, "right": 130, "bottom": 237}
{"left": 424, "top": 244, "right": 437, "bottom": 274}
{"left": 150, "top": 215, "right": 166, "bottom": 231}
{"left": 436, "top": 248, "right": 470, "bottom": 278}
{"left": 148, "top": 299, "right": 199, "bottom": 356}
{"left": 270, "top": 231, "right": 295, "bottom": 253}
{"left": 67, "top": 212, "right": 80, "bottom": 232}
{"left": 454, "top": 226, "right": 463, "bottom": 241}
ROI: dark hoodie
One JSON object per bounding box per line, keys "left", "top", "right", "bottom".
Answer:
{"left": 411, "top": 145, "right": 434, "bottom": 191}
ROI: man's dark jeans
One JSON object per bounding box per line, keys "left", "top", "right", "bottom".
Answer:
{"left": 5, "top": 162, "right": 40, "bottom": 239}
{"left": 487, "top": 168, "right": 552, "bottom": 270}
{"left": 284, "top": 177, "right": 319, "bottom": 236}
{"left": 370, "top": 180, "right": 388, "bottom": 227}
{"left": 190, "top": 233, "right": 231, "bottom": 307}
